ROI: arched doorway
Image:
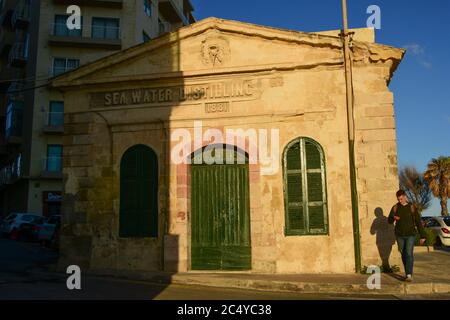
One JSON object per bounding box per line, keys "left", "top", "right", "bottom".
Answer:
{"left": 120, "top": 144, "right": 158, "bottom": 238}
{"left": 191, "top": 145, "right": 251, "bottom": 270}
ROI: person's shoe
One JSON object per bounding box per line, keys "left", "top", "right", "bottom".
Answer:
{"left": 405, "top": 274, "right": 413, "bottom": 282}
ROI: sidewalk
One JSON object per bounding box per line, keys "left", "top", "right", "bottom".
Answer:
{"left": 82, "top": 250, "right": 450, "bottom": 297}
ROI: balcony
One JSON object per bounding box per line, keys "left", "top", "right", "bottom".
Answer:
{"left": 8, "top": 42, "right": 27, "bottom": 67}
{"left": 159, "top": 0, "right": 189, "bottom": 25}
{"left": 5, "top": 100, "right": 23, "bottom": 145}
{"left": 11, "top": 1, "right": 30, "bottom": 29}
{"left": 48, "top": 23, "right": 122, "bottom": 50}
{"left": 158, "top": 20, "right": 173, "bottom": 36}
{"left": 183, "top": 0, "right": 195, "bottom": 23}
{"left": 52, "top": 0, "right": 123, "bottom": 9}
{"left": 0, "top": 154, "right": 22, "bottom": 187}
{"left": 0, "top": 9, "right": 13, "bottom": 28}
{"left": 0, "top": 27, "right": 14, "bottom": 56}
{"left": 0, "top": 68, "right": 15, "bottom": 92}
{"left": 183, "top": 0, "right": 194, "bottom": 12}
{"left": 7, "top": 81, "right": 25, "bottom": 101}
{"left": 187, "top": 12, "right": 195, "bottom": 24}
{"left": 42, "top": 111, "right": 64, "bottom": 134}
{"left": 40, "top": 157, "right": 63, "bottom": 179}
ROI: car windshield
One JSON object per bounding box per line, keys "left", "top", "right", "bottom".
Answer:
{"left": 22, "top": 215, "right": 38, "bottom": 222}
{"left": 443, "top": 217, "right": 450, "bottom": 227}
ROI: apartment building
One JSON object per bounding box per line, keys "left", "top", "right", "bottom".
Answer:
{"left": 0, "top": 0, "right": 195, "bottom": 218}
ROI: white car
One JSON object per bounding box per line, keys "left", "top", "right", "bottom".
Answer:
{"left": 37, "top": 215, "right": 61, "bottom": 244}
{"left": 426, "top": 217, "right": 450, "bottom": 247}
{"left": 0, "top": 213, "right": 42, "bottom": 238}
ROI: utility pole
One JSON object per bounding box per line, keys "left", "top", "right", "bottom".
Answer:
{"left": 341, "top": 0, "right": 361, "bottom": 273}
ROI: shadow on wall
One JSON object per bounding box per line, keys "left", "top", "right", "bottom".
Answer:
{"left": 370, "top": 207, "right": 396, "bottom": 269}
{"left": 56, "top": 19, "right": 186, "bottom": 299}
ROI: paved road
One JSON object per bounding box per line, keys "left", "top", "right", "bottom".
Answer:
{"left": 0, "top": 239, "right": 449, "bottom": 300}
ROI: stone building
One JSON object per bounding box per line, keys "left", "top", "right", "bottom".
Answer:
{"left": 0, "top": 0, "right": 194, "bottom": 218}
{"left": 50, "top": 18, "right": 404, "bottom": 274}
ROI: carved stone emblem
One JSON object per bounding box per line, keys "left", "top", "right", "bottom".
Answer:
{"left": 201, "top": 34, "right": 230, "bottom": 67}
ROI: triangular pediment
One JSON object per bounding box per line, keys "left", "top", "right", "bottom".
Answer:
{"left": 50, "top": 17, "right": 404, "bottom": 89}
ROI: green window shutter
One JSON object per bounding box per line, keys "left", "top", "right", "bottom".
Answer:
{"left": 120, "top": 145, "right": 158, "bottom": 238}
{"left": 284, "top": 138, "right": 328, "bottom": 236}
{"left": 305, "top": 140, "right": 321, "bottom": 169}
{"left": 284, "top": 141, "right": 305, "bottom": 234}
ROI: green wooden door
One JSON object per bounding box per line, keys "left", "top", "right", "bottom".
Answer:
{"left": 191, "top": 162, "right": 251, "bottom": 270}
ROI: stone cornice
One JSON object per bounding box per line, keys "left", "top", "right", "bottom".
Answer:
{"left": 49, "top": 17, "right": 404, "bottom": 89}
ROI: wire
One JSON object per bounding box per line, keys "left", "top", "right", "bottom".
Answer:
{"left": 1, "top": 82, "right": 49, "bottom": 94}
{"left": 0, "top": 74, "right": 54, "bottom": 84}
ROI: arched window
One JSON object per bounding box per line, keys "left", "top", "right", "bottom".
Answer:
{"left": 120, "top": 145, "right": 158, "bottom": 238}
{"left": 283, "top": 138, "right": 328, "bottom": 235}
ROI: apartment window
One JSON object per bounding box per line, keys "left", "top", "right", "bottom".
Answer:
{"left": 48, "top": 101, "right": 64, "bottom": 126}
{"left": 142, "top": 31, "right": 150, "bottom": 43}
{"left": 53, "top": 15, "right": 82, "bottom": 37}
{"left": 53, "top": 58, "right": 79, "bottom": 76}
{"left": 92, "top": 17, "right": 120, "bottom": 39}
{"left": 5, "top": 101, "right": 24, "bottom": 138}
{"left": 144, "top": 0, "right": 152, "bottom": 17}
{"left": 283, "top": 138, "right": 328, "bottom": 236}
{"left": 46, "top": 145, "right": 63, "bottom": 172}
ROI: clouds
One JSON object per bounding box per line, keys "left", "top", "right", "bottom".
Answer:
{"left": 403, "top": 43, "right": 432, "bottom": 69}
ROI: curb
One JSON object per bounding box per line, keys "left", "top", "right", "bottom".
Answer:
{"left": 82, "top": 269, "right": 450, "bottom": 296}
{"left": 170, "top": 275, "right": 450, "bottom": 296}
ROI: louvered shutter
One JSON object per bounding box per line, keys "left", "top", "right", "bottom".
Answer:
{"left": 284, "top": 138, "right": 328, "bottom": 235}
{"left": 284, "top": 141, "right": 305, "bottom": 234}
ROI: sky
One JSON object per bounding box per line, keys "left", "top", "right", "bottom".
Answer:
{"left": 191, "top": 0, "right": 450, "bottom": 216}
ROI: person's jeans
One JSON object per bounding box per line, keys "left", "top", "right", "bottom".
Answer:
{"left": 396, "top": 236, "right": 416, "bottom": 276}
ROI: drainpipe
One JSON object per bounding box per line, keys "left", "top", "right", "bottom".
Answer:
{"left": 341, "top": 0, "right": 362, "bottom": 273}
{"left": 159, "top": 119, "right": 169, "bottom": 271}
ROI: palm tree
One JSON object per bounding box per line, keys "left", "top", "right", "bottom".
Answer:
{"left": 399, "top": 166, "right": 431, "bottom": 213}
{"left": 424, "top": 156, "right": 450, "bottom": 216}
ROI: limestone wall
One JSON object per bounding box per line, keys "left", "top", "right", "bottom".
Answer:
{"left": 55, "top": 18, "right": 404, "bottom": 274}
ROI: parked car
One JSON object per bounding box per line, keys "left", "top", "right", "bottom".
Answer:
{"left": 0, "top": 213, "right": 43, "bottom": 240}
{"left": 36, "top": 215, "right": 61, "bottom": 246}
{"left": 18, "top": 216, "right": 46, "bottom": 242}
{"left": 426, "top": 217, "right": 450, "bottom": 247}
{"left": 421, "top": 216, "right": 434, "bottom": 227}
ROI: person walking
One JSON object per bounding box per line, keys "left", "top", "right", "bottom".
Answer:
{"left": 388, "top": 190, "right": 426, "bottom": 282}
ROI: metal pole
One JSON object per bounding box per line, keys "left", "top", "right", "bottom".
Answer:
{"left": 341, "top": 0, "right": 361, "bottom": 273}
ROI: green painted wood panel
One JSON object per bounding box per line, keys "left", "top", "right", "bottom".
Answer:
{"left": 120, "top": 145, "right": 158, "bottom": 238}
{"left": 191, "top": 162, "right": 251, "bottom": 270}
{"left": 284, "top": 138, "right": 328, "bottom": 235}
